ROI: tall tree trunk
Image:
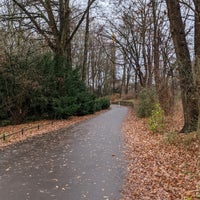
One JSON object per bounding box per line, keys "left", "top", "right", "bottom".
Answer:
{"left": 65, "top": 2, "right": 72, "bottom": 66}
{"left": 120, "top": 53, "right": 127, "bottom": 97}
{"left": 12, "top": 0, "right": 96, "bottom": 67}
{"left": 126, "top": 67, "right": 131, "bottom": 95}
{"left": 193, "top": 0, "right": 200, "bottom": 131}
{"left": 111, "top": 34, "right": 116, "bottom": 93}
{"left": 166, "top": 0, "right": 198, "bottom": 132}
{"left": 82, "top": 0, "right": 90, "bottom": 83}
{"left": 90, "top": 40, "right": 95, "bottom": 94}
{"left": 147, "top": 46, "right": 153, "bottom": 87}
{"left": 152, "top": 0, "right": 171, "bottom": 114}
{"left": 152, "top": 0, "right": 161, "bottom": 99}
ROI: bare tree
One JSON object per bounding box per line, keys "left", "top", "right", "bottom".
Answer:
{"left": 107, "top": 0, "right": 175, "bottom": 110}
{"left": 150, "top": 0, "right": 175, "bottom": 113}
{"left": 0, "top": 1, "right": 44, "bottom": 123}
{"left": 82, "top": 0, "right": 91, "bottom": 82}
{"left": 8, "top": 0, "right": 96, "bottom": 66}
{"left": 166, "top": 0, "right": 198, "bottom": 132}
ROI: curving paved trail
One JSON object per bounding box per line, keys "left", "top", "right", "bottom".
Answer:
{"left": 0, "top": 105, "right": 128, "bottom": 200}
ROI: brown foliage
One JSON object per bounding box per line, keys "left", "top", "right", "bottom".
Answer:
{"left": 121, "top": 108, "right": 200, "bottom": 200}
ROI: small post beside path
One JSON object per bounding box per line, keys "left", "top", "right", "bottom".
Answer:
{"left": 2, "top": 133, "right": 6, "bottom": 141}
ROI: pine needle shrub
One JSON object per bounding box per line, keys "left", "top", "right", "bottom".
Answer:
{"left": 94, "top": 97, "right": 110, "bottom": 111}
{"left": 99, "top": 97, "right": 110, "bottom": 109}
{"left": 30, "top": 53, "right": 96, "bottom": 119}
{"left": 94, "top": 99, "right": 102, "bottom": 111}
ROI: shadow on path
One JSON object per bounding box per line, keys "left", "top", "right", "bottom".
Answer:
{"left": 0, "top": 105, "right": 128, "bottom": 200}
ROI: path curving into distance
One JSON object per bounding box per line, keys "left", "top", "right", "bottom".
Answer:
{"left": 0, "top": 105, "right": 128, "bottom": 200}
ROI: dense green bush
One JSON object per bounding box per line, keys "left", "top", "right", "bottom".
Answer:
{"left": 0, "top": 53, "right": 109, "bottom": 124}
{"left": 94, "top": 99, "right": 102, "bottom": 111}
{"left": 33, "top": 54, "right": 96, "bottom": 119}
{"left": 75, "top": 92, "right": 96, "bottom": 116}
{"left": 136, "top": 88, "right": 156, "bottom": 118}
{"left": 94, "top": 97, "right": 110, "bottom": 111}
{"left": 52, "top": 96, "right": 79, "bottom": 118}
{"left": 99, "top": 97, "right": 110, "bottom": 109}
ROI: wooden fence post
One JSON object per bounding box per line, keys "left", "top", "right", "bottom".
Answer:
{"left": 2, "top": 133, "right": 6, "bottom": 141}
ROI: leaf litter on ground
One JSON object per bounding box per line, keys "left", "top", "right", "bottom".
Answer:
{"left": 121, "top": 107, "right": 200, "bottom": 200}
{"left": 0, "top": 105, "right": 199, "bottom": 200}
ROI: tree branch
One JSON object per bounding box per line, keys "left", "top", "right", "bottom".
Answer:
{"left": 12, "top": 0, "right": 55, "bottom": 51}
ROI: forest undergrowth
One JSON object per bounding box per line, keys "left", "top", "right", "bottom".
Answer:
{"left": 121, "top": 105, "right": 200, "bottom": 200}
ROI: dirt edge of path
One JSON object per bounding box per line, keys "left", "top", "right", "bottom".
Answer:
{"left": 0, "top": 109, "right": 108, "bottom": 149}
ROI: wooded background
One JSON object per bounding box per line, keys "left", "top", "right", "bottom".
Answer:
{"left": 0, "top": 0, "right": 200, "bottom": 133}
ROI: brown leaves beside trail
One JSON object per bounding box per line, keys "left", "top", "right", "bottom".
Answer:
{"left": 121, "top": 108, "right": 200, "bottom": 200}
{"left": 0, "top": 110, "right": 106, "bottom": 149}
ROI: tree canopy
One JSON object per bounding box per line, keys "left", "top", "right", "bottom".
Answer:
{"left": 0, "top": 0, "right": 200, "bottom": 133}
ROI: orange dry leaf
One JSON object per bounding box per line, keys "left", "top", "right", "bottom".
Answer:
{"left": 121, "top": 108, "right": 200, "bottom": 200}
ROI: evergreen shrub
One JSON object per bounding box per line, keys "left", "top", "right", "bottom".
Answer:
{"left": 0, "top": 52, "right": 110, "bottom": 124}
{"left": 94, "top": 99, "right": 102, "bottom": 111}
{"left": 94, "top": 97, "right": 110, "bottom": 112}
{"left": 99, "top": 97, "right": 110, "bottom": 109}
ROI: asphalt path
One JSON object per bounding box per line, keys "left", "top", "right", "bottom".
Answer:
{"left": 0, "top": 105, "right": 128, "bottom": 200}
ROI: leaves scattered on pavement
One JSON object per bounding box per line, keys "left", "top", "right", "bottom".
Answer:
{"left": 0, "top": 110, "right": 106, "bottom": 149}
